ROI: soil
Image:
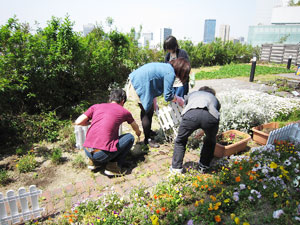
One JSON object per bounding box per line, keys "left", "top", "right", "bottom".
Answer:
{"left": 0, "top": 100, "right": 161, "bottom": 194}
{"left": 261, "top": 127, "right": 277, "bottom": 134}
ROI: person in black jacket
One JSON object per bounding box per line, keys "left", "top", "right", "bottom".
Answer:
{"left": 164, "top": 36, "right": 190, "bottom": 97}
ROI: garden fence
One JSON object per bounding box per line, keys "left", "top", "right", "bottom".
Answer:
{"left": 156, "top": 102, "right": 183, "bottom": 140}
{"left": 0, "top": 185, "right": 44, "bottom": 225}
{"left": 267, "top": 122, "right": 300, "bottom": 145}
{"left": 260, "top": 44, "right": 300, "bottom": 65}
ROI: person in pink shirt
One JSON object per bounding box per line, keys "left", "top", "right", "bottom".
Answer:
{"left": 74, "top": 89, "right": 141, "bottom": 176}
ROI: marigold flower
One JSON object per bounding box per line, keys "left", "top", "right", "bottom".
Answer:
{"left": 230, "top": 213, "right": 236, "bottom": 220}
{"left": 215, "top": 215, "right": 221, "bottom": 222}
{"left": 234, "top": 217, "right": 240, "bottom": 224}
{"left": 74, "top": 210, "right": 78, "bottom": 214}
{"left": 235, "top": 176, "right": 241, "bottom": 182}
{"left": 195, "top": 201, "right": 199, "bottom": 207}
{"left": 69, "top": 218, "right": 73, "bottom": 223}
{"left": 210, "top": 195, "right": 216, "bottom": 201}
{"left": 154, "top": 194, "right": 158, "bottom": 199}
{"left": 234, "top": 161, "right": 238, "bottom": 165}
{"left": 156, "top": 209, "right": 160, "bottom": 214}
{"left": 208, "top": 203, "right": 213, "bottom": 211}
{"left": 243, "top": 223, "right": 250, "bottom": 225}
{"left": 249, "top": 176, "right": 254, "bottom": 180}
{"left": 239, "top": 166, "right": 243, "bottom": 170}
{"left": 161, "top": 207, "right": 166, "bottom": 212}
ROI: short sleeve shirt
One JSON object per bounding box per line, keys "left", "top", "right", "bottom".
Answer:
{"left": 83, "top": 103, "right": 134, "bottom": 152}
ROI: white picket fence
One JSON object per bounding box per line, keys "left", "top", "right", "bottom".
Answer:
{"left": 74, "top": 125, "right": 123, "bottom": 150}
{"left": 267, "top": 122, "right": 300, "bottom": 145}
{"left": 0, "top": 185, "right": 44, "bottom": 225}
{"left": 156, "top": 102, "right": 183, "bottom": 140}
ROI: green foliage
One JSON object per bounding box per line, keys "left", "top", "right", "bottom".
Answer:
{"left": 179, "top": 38, "right": 258, "bottom": 67}
{"left": 17, "top": 151, "right": 37, "bottom": 173}
{"left": 273, "top": 109, "right": 300, "bottom": 123}
{"left": 0, "top": 169, "right": 9, "bottom": 186}
{"left": 51, "top": 148, "right": 63, "bottom": 164}
{"left": 72, "top": 153, "right": 87, "bottom": 169}
{"left": 195, "top": 64, "right": 293, "bottom": 80}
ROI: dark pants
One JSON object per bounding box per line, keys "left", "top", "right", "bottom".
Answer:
{"left": 84, "top": 133, "right": 134, "bottom": 166}
{"left": 138, "top": 103, "right": 154, "bottom": 144}
{"left": 172, "top": 108, "right": 219, "bottom": 169}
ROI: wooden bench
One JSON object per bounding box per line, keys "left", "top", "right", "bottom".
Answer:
{"left": 0, "top": 185, "right": 44, "bottom": 225}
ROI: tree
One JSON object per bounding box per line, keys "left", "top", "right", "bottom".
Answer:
{"left": 289, "top": 0, "right": 300, "bottom": 6}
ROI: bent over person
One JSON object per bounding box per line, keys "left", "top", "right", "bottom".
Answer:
{"left": 170, "top": 86, "right": 221, "bottom": 174}
{"left": 74, "top": 89, "right": 141, "bottom": 176}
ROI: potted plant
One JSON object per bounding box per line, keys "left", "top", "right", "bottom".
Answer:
{"left": 214, "top": 130, "right": 251, "bottom": 157}
{"left": 252, "top": 122, "right": 279, "bottom": 145}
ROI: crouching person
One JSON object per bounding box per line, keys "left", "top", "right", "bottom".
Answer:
{"left": 74, "top": 89, "right": 141, "bottom": 176}
{"left": 170, "top": 86, "right": 221, "bottom": 174}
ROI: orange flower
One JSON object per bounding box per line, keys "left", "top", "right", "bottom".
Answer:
{"left": 205, "top": 184, "right": 208, "bottom": 189}
{"left": 249, "top": 175, "right": 254, "bottom": 180}
{"left": 239, "top": 166, "right": 243, "bottom": 170}
{"left": 74, "top": 210, "right": 78, "bottom": 214}
{"left": 161, "top": 207, "right": 166, "bottom": 212}
{"left": 215, "top": 215, "right": 221, "bottom": 222}
{"left": 234, "top": 161, "right": 238, "bottom": 165}
{"left": 156, "top": 209, "right": 160, "bottom": 214}
{"left": 235, "top": 176, "right": 241, "bottom": 182}
{"left": 201, "top": 185, "right": 204, "bottom": 189}
{"left": 197, "top": 175, "right": 202, "bottom": 182}
{"left": 69, "top": 218, "right": 73, "bottom": 223}
{"left": 154, "top": 194, "right": 158, "bottom": 199}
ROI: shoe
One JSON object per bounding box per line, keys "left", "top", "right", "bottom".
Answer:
{"left": 169, "top": 167, "right": 183, "bottom": 175}
{"left": 146, "top": 139, "right": 160, "bottom": 148}
{"left": 198, "top": 162, "right": 209, "bottom": 174}
{"left": 104, "top": 162, "right": 126, "bottom": 176}
{"left": 87, "top": 158, "right": 96, "bottom": 170}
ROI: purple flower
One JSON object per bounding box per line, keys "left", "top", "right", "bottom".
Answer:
{"left": 187, "top": 219, "right": 194, "bottom": 225}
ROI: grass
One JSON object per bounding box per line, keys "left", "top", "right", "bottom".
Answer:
{"left": 194, "top": 63, "right": 296, "bottom": 80}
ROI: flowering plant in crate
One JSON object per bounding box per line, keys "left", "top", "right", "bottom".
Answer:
{"left": 217, "top": 131, "right": 247, "bottom": 146}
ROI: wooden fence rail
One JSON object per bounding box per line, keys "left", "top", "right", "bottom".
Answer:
{"left": 260, "top": 44, "right": 300, "bottom": 65}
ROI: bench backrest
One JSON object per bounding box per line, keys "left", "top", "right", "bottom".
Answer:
{"left": 267, "top": 122, "right": 300, "bottom": 145}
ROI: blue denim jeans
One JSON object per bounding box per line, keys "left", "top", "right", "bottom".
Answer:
{"left": 173, "top": 82, "right": 189, "bottom": 98}
{"left": 84, "top": 133, "right": 134, "bottom": 166}
{"left": 172, "top": 108, "right": 219, "bottom": 169}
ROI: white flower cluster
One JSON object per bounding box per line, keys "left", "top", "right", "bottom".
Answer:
{"left": 217, "top": 89, "right": 300, "bottom": 132}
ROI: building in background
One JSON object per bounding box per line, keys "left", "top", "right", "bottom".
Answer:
{"left": 203, "top": 19, "right": 216, "bottom": 43}
{"left": 160, "top": 28, "right": 172, "bottom": 46}
{"left": 219, "top": 24, "right": 230, "bottom": 42}
{"left": 248, "top": 1, "right": 300, "bottom": 46}
{"left": 83, "top": 23, "right": 95, "bottom": 36}
{"left": 142, "top": 32, "right": 153, "bottom": 47}
{"left": 255, "top": 0, "right": 282, "bottom": 25}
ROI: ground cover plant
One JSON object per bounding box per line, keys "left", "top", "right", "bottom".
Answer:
{"left": 195, "top": 64, "right": 295, "bottom": 80}
{"left": 30, "top": 140, "right": 300, "bottom": 225}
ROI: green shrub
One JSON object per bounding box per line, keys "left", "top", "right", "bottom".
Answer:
{"left": 17, "top": 151, "right": 37, "bottom": 173}
{"left": 0, "top": 169, "right": 9, "bottom": 186}
{"left": 15, "top": 147, "right": 27, "bottom": 156}
{"left": 72, "top": 154, "right": 87, "bottom": 169}
{"left": 51, "top": 148, "right": 63, "bottom": 164}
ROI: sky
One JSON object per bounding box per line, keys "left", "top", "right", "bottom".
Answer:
{"left": 0, "top": 0, "right": 259, "bottom": 44}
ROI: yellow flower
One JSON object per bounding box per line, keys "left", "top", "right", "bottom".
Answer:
{"left": 97, "top": 218, "right": 100, "bottom": 222}
{"left": 273, "top": 192, "right": 278, "bottom": 198}
{"left": 208, "top": 203, "right": 213, "bottom": 211}
{"left": 114, "top": 214, "right": 118, "bottom": 218}
{"left": 195, "top": 201, "right": 199, "bottom": 207}
{"left": 230, "top": 213, "right": 236, "bottom": 220}
{"left": 199, "top": 199, "right": 204, "bottom": 204}
{"left": 235, "top": 217, "right": 240, "bottom": 224}
{"left": 103, "top": 218, "right": 106, "bottom": 222}
{"left": 224, "top": 198, "right": 230, "bottom": 203}
{"left": 150, "top": 215, "right": 159, "bottom": 225}
{"left": 210, "top": 195, "right": 217, "bottom": 201}
{"left": 270, "top": 162, "right": 278, "bottom": 169}
{"left": 286, "top": 200, "right": 289, "bottom": 205}
{"left": 243, "top": 223, "right": 250, "bottom": 225}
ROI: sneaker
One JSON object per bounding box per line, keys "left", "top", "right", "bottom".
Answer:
{"left": 198, "top": 162, "right": 209, "bottom": 174}
{"left": 87, "top": 158, "right": 96, "bottom": 170}
{"left": 169, "top": 167, "right": 183, "bottom": 175}
{"left": 146, "top": 139, "right": 160, "bottom": 148}
{"left": 104, "top": 162, "right": 126, "bottom": 176}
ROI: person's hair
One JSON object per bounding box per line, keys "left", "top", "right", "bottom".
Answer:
{"left": 169, "top": 57, "right": 191, "bottom": 84}
{"left": 163, "top": 35, "right": 179, "bottom": 52}
{"left": 109, "top": 89, "right": 127, "bottom": 104}
{"left": 198, "top": 86, "right": 216, "bottom": 96}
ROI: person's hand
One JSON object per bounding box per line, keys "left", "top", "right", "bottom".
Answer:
{"left": 153, "top": 98, "right": 159, "bottom": 112}
{"left": 136, "top": 129, "right": 142, "bottom": 137}
{"left": 175, "top": 96, "right": 184, "bottom": 107}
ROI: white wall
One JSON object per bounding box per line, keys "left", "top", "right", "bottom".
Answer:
{"left": 271, "top": 6, "right": 300, "bottom": 24}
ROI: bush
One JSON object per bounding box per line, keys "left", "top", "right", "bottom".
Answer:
{"left": 17, "top": 151, "right": 37, "bottom": 173}
{"left": 0, "top": 169, "right": 9, "bottom": 186}
{"left": 51, "top": 148, "right": 63, "bottom": 164}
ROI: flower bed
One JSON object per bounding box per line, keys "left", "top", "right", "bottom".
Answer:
{"left": 33, "top": 141, "right": 300, "bottom": 225}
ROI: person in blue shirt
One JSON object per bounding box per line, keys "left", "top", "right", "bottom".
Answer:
{"left": 164, "top": 36, "right": 190, "bottom": 98}
{"left": 128, "top": 58, "right": 191, "bottom": 148}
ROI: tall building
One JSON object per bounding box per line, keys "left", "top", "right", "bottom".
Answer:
{"left": 219, "top": 24, "right": 230, "bottom": 42}
{"left": 160, "top": 28, "right": 172, "bottom": 46}
{"left": 83, "top": 24, "right": 95, "bottom": 36}
{"left": 255, "top": 0, "right": 283, "bottom": 25}
{"left": 203, "top": 19, "right": 216, "bottom": 43}
{"left": 142, "top": 32, "right": 153, "bottom": 47}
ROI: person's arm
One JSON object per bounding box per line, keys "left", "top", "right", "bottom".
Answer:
{"left": 130, "top": 121, "right": 142, "bottom": 137}
{"left": 74, "top": 114, "right": 90, "bottom": 126}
